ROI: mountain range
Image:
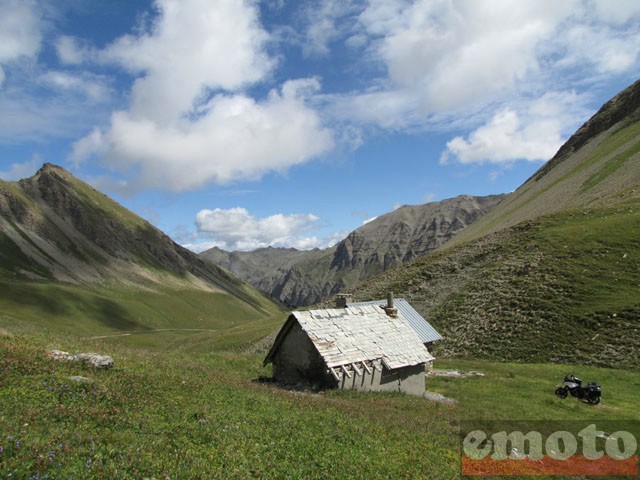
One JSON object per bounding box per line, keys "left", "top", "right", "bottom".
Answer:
{"left": 201, "top": 194, "right": 505, "bottom": 306}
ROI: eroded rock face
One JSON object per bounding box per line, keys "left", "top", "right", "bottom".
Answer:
{"left": 201, "top": 194, "right": 507, "bottom": 306}
{"left": 49, "top": 350, "right": 114, "bottom": 368}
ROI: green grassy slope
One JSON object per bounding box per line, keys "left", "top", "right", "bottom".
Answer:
{"left": 349, "top": 80, "right": 640, "bottom": 369}
{"left": 447, "top": 80, "right": 640, "bottom": 247}
{"left": 352, "top": 203, "right": 640, "bottom": 369}
{"left": 1, "top": 328, "right": 638, "bottom": 479}
{"left": 0, "top": 279, "right": 283, "bottom": 351}
{"left": 1, "top": 164, "right": 285, "bottom": 349}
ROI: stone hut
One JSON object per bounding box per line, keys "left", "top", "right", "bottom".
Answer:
{"left": 263, "top": 295, "right": 435, "bottom": 396}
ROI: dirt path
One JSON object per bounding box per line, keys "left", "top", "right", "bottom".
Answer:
{"left": 87, "top": 328, "right": 219, "bottom": 340}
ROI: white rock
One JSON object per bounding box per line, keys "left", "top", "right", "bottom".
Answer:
{"left": 48, "top": 350, "right": 113, "bottom": 368}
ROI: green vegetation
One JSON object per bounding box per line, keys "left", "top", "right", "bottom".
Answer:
{"left": 354, "top": 200, "right": 640, "bottom": 369}
{"left": 580, "top": 134, "right": 640, "bottom": 192}
{"left": 1, "top": 329, "right": 638, "bottom": 479}
{"left": 0, "top": 232, "right": 53, "bottom": 280}
{"left": 0, "top": 279, "right": 283, "bottom": 351}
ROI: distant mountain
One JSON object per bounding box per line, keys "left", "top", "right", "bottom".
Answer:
{"left": 348, "top": 78, "right": 640, "bottom": 369}
{"left": 0, "top": 164, "right": 281, "bottom": 340}
{"left": 201, "top": 194, "right": 506, "bottom": 306}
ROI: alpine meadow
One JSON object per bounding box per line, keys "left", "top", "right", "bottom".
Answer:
{"left": 2, "top": 1, "right": 640, "bottom": 479}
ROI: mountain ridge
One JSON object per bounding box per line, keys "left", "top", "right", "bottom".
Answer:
{"left": 1, "top": 163, "right": 282, "bottom": 342}
{"left": 201, "top": 193, "right": 506, "bottom": 306}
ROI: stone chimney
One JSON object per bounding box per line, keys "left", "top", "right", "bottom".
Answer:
{"left": 335, "top": 293, "right": 352, "bottom": 308}
{"left": 383, "top": 292, "right": 398, "bottom": 318}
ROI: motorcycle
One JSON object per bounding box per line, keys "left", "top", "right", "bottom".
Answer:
{"left": 555, "top": 374, "right": 601, "bottom": 404}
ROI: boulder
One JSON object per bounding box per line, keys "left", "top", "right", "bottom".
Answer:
{"left": 48, "top": 350, "right": 114, "bottom": 368}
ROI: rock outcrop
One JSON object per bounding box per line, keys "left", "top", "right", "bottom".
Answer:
{"left": 49, "top": 350, "right": 114, "bottom": 368}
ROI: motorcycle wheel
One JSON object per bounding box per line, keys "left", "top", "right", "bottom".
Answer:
{"left": 588, "top": 395, "right": 601, "bottom": 405}
{"left": 555, "top": 387, "right": 568, "bottom": 399}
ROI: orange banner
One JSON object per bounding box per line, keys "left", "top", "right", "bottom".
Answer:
{"left": 462, "top": 455, "right": 638, "bottom": 476}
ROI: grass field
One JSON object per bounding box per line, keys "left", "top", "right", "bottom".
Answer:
{"left": 1, "top": 327, "right": 638, "bottom": 479}
{"left": 352, "top": 200, "right": 640, "bottom": 370}
{"left": 0, "top": 277, "right": 284, "bottom": 352}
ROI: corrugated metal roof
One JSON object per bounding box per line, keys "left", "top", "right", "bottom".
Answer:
{"left": 349, "top": 298, "right": 443, "bottom": 344}
{"left": 291, "top": 305, "right": 433, "bottom": 369}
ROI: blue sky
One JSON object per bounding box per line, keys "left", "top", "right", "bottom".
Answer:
{"left": 1, "top": 0, "right": 639, "bottom": 252}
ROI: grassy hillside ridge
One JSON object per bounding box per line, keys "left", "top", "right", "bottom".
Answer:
{"left": 351, "top": 203, "right": 640, "bottom": 368}
{"left": 2, "top": 164, "right": 257, "bottom": 292}
{"left": 347, "top": 79, "right": 640, "bottom": 369}
{"left": 1, "top": 164, "right": 285, "bottom": 347}
{"left": 446, "top": 80, "right": 640, "bottom": 248}
{"left": 1, "top": 327, "right": 638, "bottom": 479}
{"left": 534, "top": 77, "right": 640, "bottom": 182}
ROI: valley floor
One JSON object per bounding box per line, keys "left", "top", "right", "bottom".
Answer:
{"left": 1, "top": 325, "right": 639, "bottom": 479}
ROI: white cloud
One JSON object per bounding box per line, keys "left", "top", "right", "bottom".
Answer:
{"left": 441, "top": 91, "right": 587, "bottom": 164}
{"left": 327, "top": 0, "right": 640, "bottom": 165}
{"left": 0, "top": 0, "right": 42, "bottom": 86}
{"left": 101, "top": 0, "right": 274, "bottom": 124}
{"left": 193, "top": 207, "right": 323, "bottom": 251}
{"left": 0, "top": 0, "right": 42, "bottom": 61}
{"left": 39, "top": 70, "right": 110, "bottom": 102}
{"left": 423, "top": 192, "right": 437, "bottom": 203}
{"left": 343, "top": 0, "right": 578, "bottom": 125}
{"left": 558, "top": 22, "right": 640, "bottom": 74}
{"left": 55, "top": 35, "right": 94, "bottom": 65}
{"left": 590, "top": 0, "right": 640, "bottom": 25}
{"left": 300, "top": 0, "right": 362, "bottom": 57}
{"left": 334, "top": 0, "right": 640, "bottom": 132}
{"left": 362, "top": 216, "right": 378, "bottom": 225}
{"left": 72, "top": 79, "right": 333, "bottom": 191}
{"left": 70, "top": 0, "right": 333, "bottom": 192}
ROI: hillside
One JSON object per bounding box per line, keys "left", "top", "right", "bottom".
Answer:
{"left": 201, "top": 194, "right": 505, "bottom": 306}
{"left": 0, "top": 164, "right": 282, "bottom": 346}
{"left": 1, "top": 324, "right": 638, "bottom": 479}
{"left": 348, "top": 79, "right": 640, "bottom": 369}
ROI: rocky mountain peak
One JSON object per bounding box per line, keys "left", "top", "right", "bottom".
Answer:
{"left": 533, "top": 78, "right": 640, "bottom": 181}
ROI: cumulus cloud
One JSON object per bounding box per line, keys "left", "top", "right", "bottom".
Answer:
{"left": 193, "top": 207, "right": 323, "bottom": 251}
{"left": 334, "top": 0, "right": 640, "bottom": 133}
{"left": 0, "top": 0, "right": 42, "bottom": 86}
{"left": 72, "top": 79, "right": 333, "bottom": 191}
{"left": 326, "top": 0, "right": 640, "bottom": 164}
{"left": 71, "top": 0, "right": 333, "bottom": 192}
{"left": 342, "top": 0, "right": 576, "bottom": 124}
{"left": 441, "top": 91, "right": 587, "bottom": 164}
{"left": 99, "top": 0, "right": 274, "bottom": 124}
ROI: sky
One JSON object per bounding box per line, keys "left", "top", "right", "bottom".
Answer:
{"left": 0, "top": 0, "right": 639, "bottom": 253}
